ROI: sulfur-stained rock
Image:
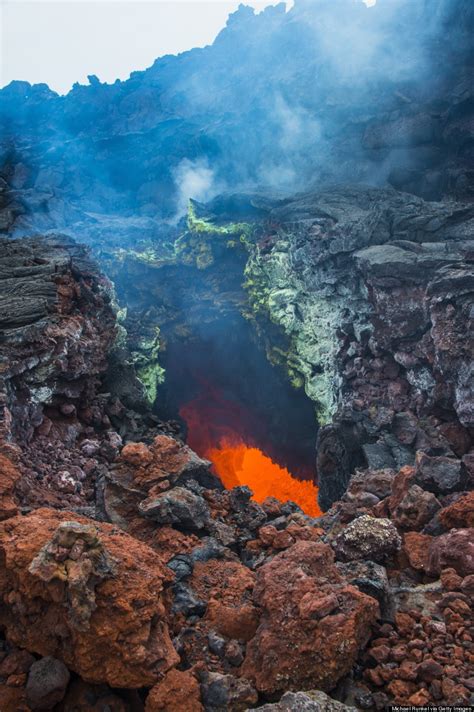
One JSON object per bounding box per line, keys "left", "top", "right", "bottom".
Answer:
{"left": 332, "top": 515, "right": 401, "bottom": 563}
{"left": 28, "top": 521, "right": 118, "bottom": 631}
{"left": 26, "top": 656, "right": 70, "bottom": 710}
{"left": 0, "top": 508, "right": 178, "bottom": 688}
{"left": 242, "top": 541, "right": 379, "bottom": 695}
{"left": 145, "top": 669, "right": 203, "bottom": 712}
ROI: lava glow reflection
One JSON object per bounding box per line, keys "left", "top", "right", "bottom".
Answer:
{"left": 180, "top": 389, "right": 321, "bottom": 517}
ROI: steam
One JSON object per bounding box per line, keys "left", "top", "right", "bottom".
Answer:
{"left": 172, "top": 158, "right": 222, "bottom": 221}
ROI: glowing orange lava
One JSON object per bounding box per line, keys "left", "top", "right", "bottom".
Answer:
{"left": 206, "top": 439, "right": 321, "bottom": 517}
{"left": 180, "top": 388, "right": 321, "bottom": 517}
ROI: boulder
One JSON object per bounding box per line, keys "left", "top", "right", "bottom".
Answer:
{"left": 391, "top": 485, "right": 440, "bottom": 530}
{"left": 428, "top": 528, "right": 474, "bottom": 577}
{"left": 242, "top": 541, "right": 378, "bottom": 695}
{"left": 139, "top": 486, "right": 211, "bottom": 531}
{"left": 26, "top": 656, "right": 70, "bottom": 710}
{"left": 257, "top": 690, "right": 358, "bottom": 712}
{"left": 145, "top": 669, "right": 203, "bottom": 712}
{"left": 0, "top": 508, "right": 178, "bottom": 688}
{"left": 414, "top": 453, "right": 465, "bottom": 494}
{"left": 0, "top": 454, "right": 20, "bottom": 520}
{"left": 439, "top": 491, "right": 474, "bottom": 528}
{"left": 199, "top": 670, "right": 258, "bottom": 712}
{"left": 332, "top": 515, "right": 401, "bottom": 563}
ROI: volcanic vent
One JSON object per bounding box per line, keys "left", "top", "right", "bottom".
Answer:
{"left": 164, "top": 315, "right": 321, "bottom": 517}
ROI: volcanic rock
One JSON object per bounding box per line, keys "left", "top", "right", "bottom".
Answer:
{"left": 242, "top": 540, "right": 379, "bottom": 695}
{"left": 391, "top": 484, "right": 441, "bottom": 530}
{"left": 0, "top": 508, "right": 178, "bottom": 687}
{"left": 145, "top": 669, "right": 203, "bottom": 712}
{"left": 199, "top": 670, "right": 258, "bottom": 712}
{"left": 332, "top": 515, "right": 402, "bottom": 563}
{"left": 428, "top": 528, "right": 474, "bottom": 577}
{"left": 439, "top": 491, "right": 474, "bottom": 528}
{"left": 25, "top": 656, "right": 70, "bottom": 710}
{"left": 0, "top": 453, "right": 20, "bottom": 520}
{"left": 257, "top": 690, "right": 358, "bottom": 712}
{"left": 139, "top": 486, "right": 211, "bottom": 531}
{"left": 414, "top": 453, "right": 466, "bottom": 494}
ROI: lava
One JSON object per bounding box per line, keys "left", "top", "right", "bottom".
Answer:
{"left": 180, "top": 386, "right": 321, "bottom": 517}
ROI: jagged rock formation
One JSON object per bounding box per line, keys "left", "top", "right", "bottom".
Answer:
{"left": 111, "top": 185, "right": 474, "bottom": 510}
{"left": 0, "top": 0, "right": 472, "bottom": 249}
{"left": 0, "top": 229, "right": 472, "bottom": 710}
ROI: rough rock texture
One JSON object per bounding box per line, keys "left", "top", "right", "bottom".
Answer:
{"left": 145, "top": 669, "right": 203, "bottom": 712}
{"left": 257, "top": 690, "right": 358, "bottom": 712}
{"left": 106, "top": 184, "right": 474, "bottom": 514}
{"left": 0, "top": 509, "right": 178, "bottom": 687}
{"left": 0, "top": 4, "right": 472, "bottom": 706}
{"left": 1, "top": 0, "right": 472, "bottom": 249}
{"left": 332, "top": 515, "right": 401, "bottom": 563}
{"left": 242, "top": 541, "right": 379, "bottom": 695}
{"left": 26, "top": 656, "right": 70, "bottom": 710}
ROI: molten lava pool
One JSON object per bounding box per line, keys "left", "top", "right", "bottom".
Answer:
{"left": 180, "top": 390, "right": 321, "bottom": 517}
{"left": 205, "top": 440, "right": 321, "bottom": 517}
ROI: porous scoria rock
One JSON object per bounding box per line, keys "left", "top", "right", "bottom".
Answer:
{"left": 145, "top": 669, "right": 203, "bottom": 712}
{"left": 256, "top": 690, "right": 358, "bottom": 712}
{"left": 0, "top": 453, "right": 20, "bottom": 520}
{"left": 139, "top": 486, "right": 211, "bottom": 531}
{"left": 439, "top": 491, "right": 474, "bottom": 528}
{"left": 121, "top": 435, "right": 214, "bottom": 489}
{"left": 428, "top": 528, "right": 474, "bottom": 577}
{"left": 26, "top": 656, "right": 70, "bottom": 710}
{"left": 0, "top": 508, "right": 178, "bottom": 687}
{"left": 190, "top": 559, "right": 259, "bottom": 641}
{"left": 332, "top": 515, "right": 401, "bottom": 563}
{"left": 242, "top": 540, "right": 379, "bottom": 695}
{"left": 103, "top": 435, "right": 216, "bottom": 535}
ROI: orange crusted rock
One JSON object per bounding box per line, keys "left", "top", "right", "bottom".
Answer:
{"left": 145, "top": 669, "right": 203, "bottom": 712}
{"left": 0, "top": 508, "right": 178, "bottom": 688}
{"left": 242, "top": 540, "right": 379, "bottom": 694}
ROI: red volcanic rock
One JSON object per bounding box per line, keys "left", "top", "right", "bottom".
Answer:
{"left": 0, "top": 453, "right": 20, "bottom": 520}
{"left": 0, "top": 508, "right": 178, "bottom": 688}
{"left": 121, "top": 434, "right": 211, "bottom": 490}
{"left": 190, "top": 560, "right": 259, "bottom": 641}
{"left": 440, "top": 567, "right": 463, "bottom": 591}
{"left": 242, "top": 541, "right": 379, "bottom": 695}
{"left": 428, "top": 528, "right": 474, "bottom": 577}
{"left": 121, "top": 441, "right": 154, "bottom": 467}
{"left": 439, "top": 491, "right": 474, "bottom": 529}
{"left": 104, "top": 435, "right": 214, "bottom": 535}
{"left": 391, "top": 484, "right": 440, "bottom": 530}
{"left": 145, "top": 669, "right": 203, "bottom": 712}
{"left": 403, "top": 531, "right": 433, "bottom": 572}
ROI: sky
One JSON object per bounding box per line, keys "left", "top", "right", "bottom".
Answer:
{"left": 0, "top": 0, "right": 293, "bottom": 94}
{"left": 0, "top": 0, "right": 376, "bottom": 95}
